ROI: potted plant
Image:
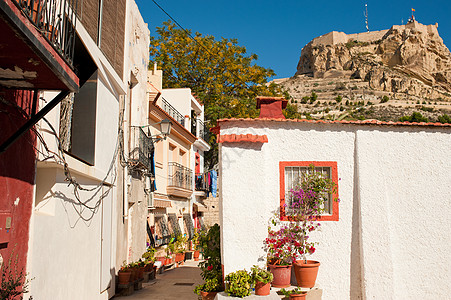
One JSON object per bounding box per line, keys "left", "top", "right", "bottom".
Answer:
{"left": 264, "top": 216, "right": 297, "bottom": 287}
{"left": 174, "top": 234, "right": 188, "bottom": 265}
{"left": 142, "top": 247, "right": 156, "bottom": 271}
{"left": 280, "top": 288, "right": 307, "bottom": 300}
{"left": 165, "top": 240, "right": 175, "bottom": 265}
{"left": 192, "top": 229, "right": 201, "bottom": 261}
{"left": 193, "top": 224, "right": 224, "bottom": 300}
{"left": 225, "top": 270, "right": 252, "bottom": 298}
{"left": 251, "top": 265, "right": 273, "bottom": 296}
{"left": 127, "top": 262, "right": 139, "bottom": 282}
{"left": 194, "top": 278, "right": 223, "bottom": 300}
{"left": 288, "top": 164, "right": 338, "bottom": 288}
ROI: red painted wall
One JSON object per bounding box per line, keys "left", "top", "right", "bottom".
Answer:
{"left": 0, "top": 89, "right": 36, "bottom": 279}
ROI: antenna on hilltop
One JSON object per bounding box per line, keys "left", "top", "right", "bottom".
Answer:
{"left": 365, "top": 4, "right": 369, "bottom": 32}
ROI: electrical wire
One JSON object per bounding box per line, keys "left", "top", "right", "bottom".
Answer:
{"left": 150, "top": 0, "right": 252, "bottom": 90}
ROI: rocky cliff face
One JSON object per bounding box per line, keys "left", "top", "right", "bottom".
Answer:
{"left": 295, "top": 21, "right": 451, "bottom": 101}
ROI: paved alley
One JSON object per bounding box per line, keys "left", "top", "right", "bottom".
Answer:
{"left": 113, "top": 260, "right": 203, "bottom": 300}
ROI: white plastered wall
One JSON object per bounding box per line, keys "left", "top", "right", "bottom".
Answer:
{"left": 220, "top": 120, "right": 451, "bottom": 300}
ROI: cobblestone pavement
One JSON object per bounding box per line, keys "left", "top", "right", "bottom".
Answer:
{"left": 113, "top": 259, "right": 203, "bottom": 300}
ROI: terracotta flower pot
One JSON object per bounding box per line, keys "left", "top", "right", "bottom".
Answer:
{"left": 255, "top": 281, "right": 271, "bottom": 296}
{"left": 268, "top": 264, "right": 292, "bottom": 288}
{"left": 194, "top": 250, "right": 200, "bottom": 261}
{"left": 293, "top": 260, "right": 320, "bottom": 288}
{"left": 200, "top": 291, "right": 217, "bottom": 300}
{"left": 129, "top": 268, "right": 137, "bottom": 281}
{"left": 289, "top": 292, "right": 307, "bottom": 300}
{"left": 157, "top": 256, "right": 165, "bottom": 265}
{"left": 138, "top": 267, "right": 145, "bottom": 279}
{"left": 118, "top": 271, "right": 131, "bottom": 285}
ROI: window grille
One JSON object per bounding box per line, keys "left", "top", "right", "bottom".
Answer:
{"left": 284, "top": 166, "right": 333, "bottom": 215}
{"left": 183, "top": 214, "right": 194, "bottom": 240}
{"left": 168, "top": 214, "right": 181, "bottom": 237}
{"left": 155, "top": 216, "right": 170, "bottom": 246}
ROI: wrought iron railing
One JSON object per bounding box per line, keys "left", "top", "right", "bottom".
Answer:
{"left": 129, "top": 126, "right": 152, "bottom": 170}
{"left": 168, "top": 162, "right": 193, "bottom": 190}
{"left": 191, "top": 118, "right": 210, "bottom": 142}
{"left": 183, "top": 214, "right": 194, "bottom": 240}
{"left": 161, "top": 98, "right": 184, "bottom": 126}
{"left": 168, "top": 214, "right": 181, "bottom": 237}
{"left": 195, "top": 172, "right": 209, "bottom": 192}
{"left": 12, "top": 0, "right": 78, "bottom": 67}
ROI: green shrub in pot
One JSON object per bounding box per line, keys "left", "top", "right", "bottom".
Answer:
{"left": 225, "top": 270, "right": 252, "bottom": 298}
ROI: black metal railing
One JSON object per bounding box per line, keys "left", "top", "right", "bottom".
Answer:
{"left": 168, "top": 162, "right": 193, "bottom": 190}
{"left": 191, "top": 118, "right": 210, "bottom": 142}
{"left": 129, "top": 126, "right": 152, "bottom": 170}
{"left": 161, "top": 98, "right": 184, "bottom": 126}
{"left": 13, "top": 0, "right": 78, "bottom": 67}
{"left": 195, "top": 172, "right": 209, "bottom": 192}
{"left": 183, "top": 214, "right": 194, "bottom": 240}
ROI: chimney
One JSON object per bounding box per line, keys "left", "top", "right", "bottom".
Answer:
{"left": 256, "top": 96, "right": 288, "bottom": 119}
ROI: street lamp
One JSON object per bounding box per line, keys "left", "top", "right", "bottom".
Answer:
{"left": 142, "top": 118, "right": 172, "bottom": 143}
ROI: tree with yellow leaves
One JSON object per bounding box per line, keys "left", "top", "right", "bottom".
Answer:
{"left": 149, "top": 21, "right": 286, "bottom": 167}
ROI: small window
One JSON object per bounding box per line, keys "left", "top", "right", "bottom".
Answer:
{"left": 279, "top": 161, "right": 339, "bottom": 221}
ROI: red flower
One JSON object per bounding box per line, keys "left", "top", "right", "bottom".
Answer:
{"left": 207, "top": 265, "right": 213, "bottom": 271}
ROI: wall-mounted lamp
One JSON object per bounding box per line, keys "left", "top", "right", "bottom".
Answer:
{"left": 141, "top": 118, "right": 172, "bottom": 143}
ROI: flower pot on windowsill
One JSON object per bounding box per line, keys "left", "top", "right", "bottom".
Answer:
{"left": 293, "top": 260, "right": 320, "bottom": 288}
{"left": 193, "top": 250, "right": 200, "bottom": 261}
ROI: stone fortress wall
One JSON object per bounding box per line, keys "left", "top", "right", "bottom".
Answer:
{"left": 311, "top": 20, "right": 440, "bottom": 47}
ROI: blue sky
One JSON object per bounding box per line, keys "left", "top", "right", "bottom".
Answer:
{"left": 135, "top": 0, "right": 451, "bottom": 80}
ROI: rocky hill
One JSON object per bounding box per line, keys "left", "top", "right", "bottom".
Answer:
{"left": 274, "top": 20, "right": 451, "bottom": 122}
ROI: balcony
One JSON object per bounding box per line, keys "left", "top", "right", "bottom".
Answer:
{"left": 167, "top": 162, "right": 193, "bottom": 198}
{"left": 191, "top": 118, "right": 210, "bottom": 142}
{"left": 195, "top": 172, "right": 209, "bottom": 192}
{"left": 129, "top": 126, "right": 153, "bottom": 170}
{"left": 161, "top": 98, "right": 184, "bottom": 126}
{"left": 0, "top": 0, "right": 79, "bottom": 91}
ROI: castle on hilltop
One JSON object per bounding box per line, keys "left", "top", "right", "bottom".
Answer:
{"left": 311, "top": 20, "right": 440, "bottom": 47}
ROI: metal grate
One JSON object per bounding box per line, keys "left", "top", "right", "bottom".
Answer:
{"left": 168, "top": 214, "right": 181, "bottom": 237}
{"left": 285, "top": 166, "right": 332, "bottom": 215}
{"left": 129, "top": 126, "right": 153, "bottom": 170}
{"left": 183, "top": 214, "right": 194, "bottom": 240}
{"left": 168, "top": 162, "right": 193, "bottom": 190}
{"left": 161, "top": 97, "right": 184, "bottom": 126}
{"left": 12, "top": 0, "right": 78, "bottom": 67}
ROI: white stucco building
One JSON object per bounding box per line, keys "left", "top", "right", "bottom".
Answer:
{"left": 146, "top": 69, "right": 210, "bottom": 251}
{"left": 218, "top": 97, "right": 451, "bottom": 300}
{"left": 27, "top": 1, "right": 150, "bottom": 299}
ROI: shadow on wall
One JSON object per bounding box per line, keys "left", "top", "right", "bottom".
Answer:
{"left": 0, "top": 89, "right": 37, "bottom": 184}
{"left": 349, "top": 134, "right": 363, "bottom": 299}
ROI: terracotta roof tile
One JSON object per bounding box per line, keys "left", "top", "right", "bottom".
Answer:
{"left": 218, "top": 134, "right": 268, "bottom": 143}
{"left": 216, "top": 118, "right": 451, "bottom": 127}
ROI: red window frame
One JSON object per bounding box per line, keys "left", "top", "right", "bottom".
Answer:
{"left": 279, "top": 161, "right": 339, "bottom": 221}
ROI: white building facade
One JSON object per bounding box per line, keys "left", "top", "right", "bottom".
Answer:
{"left": 218, "top": 98, "right": 451, "bottom": 300}
{"left": 27, "top": 1, "right": 150, "bottom": 299}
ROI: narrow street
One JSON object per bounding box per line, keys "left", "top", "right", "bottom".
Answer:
{"left": 113, "top": 260, "right": 203, "bottom": 300}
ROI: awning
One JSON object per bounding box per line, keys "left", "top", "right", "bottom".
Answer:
{"left": 154, "top": 199, "right": 172, "bottom": 208}
{"left": 153, "top": 193, "right": 172, "bottom": 208}
{"left": 194, "top": 202, "right": 208, "bottom": 212}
